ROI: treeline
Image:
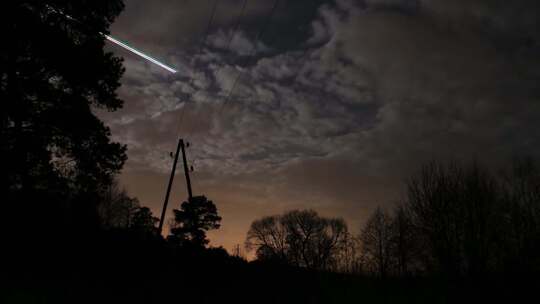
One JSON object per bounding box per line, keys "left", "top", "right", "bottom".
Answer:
{"left": 96, "top": 181, "right": 158, "bottom": 232}
{"left": 92, "top": 181, "right": 222, "bottom": 248}
{"left": 2, "top": 0, "right": 128, "bottom": 253}
{"left": 245, "top": 158, "right": 540, "bottom": 278}
{"left": 0, "top": 0, "right": 223, "bottom": 262}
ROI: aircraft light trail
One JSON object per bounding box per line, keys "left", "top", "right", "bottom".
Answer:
{"left": 104, "top": 35, "right": 177, "bottom": 73}
{"left": 45, "top": 4, "right": 177, "bottom": 73}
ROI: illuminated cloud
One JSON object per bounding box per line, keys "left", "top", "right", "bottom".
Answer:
{"left": 103, "top": 0, "right": 540, "bottom": 251}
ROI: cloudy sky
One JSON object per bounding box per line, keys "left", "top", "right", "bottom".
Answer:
{"left": 99, "top": 0, "right": 540, "bottom": 252}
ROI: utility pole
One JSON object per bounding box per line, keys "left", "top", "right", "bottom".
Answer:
{"left": 180, "top": 139, "right": 193, "bottom": 200}
{"left": 157, "top": 138, "right": 194, "bottom": 235}
{"left": 158, "top": 138, "right": 182, "bottom": 235}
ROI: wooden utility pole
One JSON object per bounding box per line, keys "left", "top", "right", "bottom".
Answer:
{"left": 157, "top": 138, "right": 194, "bottom": 235}
{"left": 158, "top": 138, "right": 182, "bottom": 235}
{"left": 179, "top": 139, "right": 193, "bottom": 200}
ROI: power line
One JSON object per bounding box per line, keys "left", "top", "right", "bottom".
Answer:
{"left": 184, "top": 0, "right": 280, "bottom": 140}
{"left": 226, "top": 0, "right": 249, "bottom": 52}
{"left": 168, "top": 0, "right": 251, "bottom": 181}
{"left": 175, "top": 0, "right": 279, "bottom": 187}
{"left": 201, "top": 0, "right": 219, "bottom": 55}
{"left": 171, "top": 0, "right": 219, "bottom": 150}
{"left": 216, "top": 0, "right": 280, "bottom": 117}
{"left": 179, "top": 0, "right": 280, "bottom": 188}
{"left": 181, "top": 0, "right": 250, "bottom": 141}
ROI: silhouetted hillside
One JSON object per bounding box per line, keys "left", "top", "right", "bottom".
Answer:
{"left": 3, "top": 235, "right": 539, "bottom": 304}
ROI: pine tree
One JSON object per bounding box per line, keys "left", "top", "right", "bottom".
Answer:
{"left": 169, "top": 196, "right": 221, "bottom": 248}
{"left": 1, "top": 1, "right": 126, "bottom": 234}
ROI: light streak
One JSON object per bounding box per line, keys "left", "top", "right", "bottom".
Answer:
{"left": 45, "top": 4, "right": 177, "bottom": 73}
{"left": 104, "top": 35, "right": 177, "bottom": 73}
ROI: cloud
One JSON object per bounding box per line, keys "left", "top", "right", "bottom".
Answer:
{"left": 108, "top": 0, "right": 540, "bottom": 185}
{"left": 107, "top": 0, "right": 540, "bottom": 186}
{"left": 102, "top": 0, "right": 540, "bottom": 250}
{"left": 208, "top": 29, "right": 270, "bottom": 56}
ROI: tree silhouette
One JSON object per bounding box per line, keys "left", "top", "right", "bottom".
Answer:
{"left": 98, "top": 180, "right": 139, "bottom": 229}
{"left": 283, "top": 210, "right": 348, "bottom": 269}
{"left": 497, "top": 157, "right": 540, "bottom": 273}
{"left": 246, "top": 209, "right": 348, "bottom": 270}
{"left": 246, "top": 215, "right": 289, "bottom": 263}
{"left": 1, "top": 1, "right": 126, "bottom": 235}
{"left": 404, "top": 161, "right": 500, "bottom": 276}
{"left": 168, "top": 196, "right": 221, "bottom": 248}
{"left": 352, "top": 158, "right": 540, "bottom": 279}
{"left": 131, "top": 207, "right": 159, "bottom": 232}
{"left": 333, "top": 233, "right": 363, "bottom": 274}
{"left": 360, "top": 206, "right": 393, "bottom": 278}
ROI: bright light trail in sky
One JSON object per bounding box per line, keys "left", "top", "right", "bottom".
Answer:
{"left": 45, "top": 4, "right": 177, "bottom": 73}
{"left": 104, "top": 35, "right": 177, "bottom": 73}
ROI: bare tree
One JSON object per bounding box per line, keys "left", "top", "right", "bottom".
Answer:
{"left": 282, "top": 210, "right": 348, "bottom": 269}
{"left": 390, "top": 206, "right": 409, "bottom": 276}
{"left": 404, "top": 161, "right": 502, "bottom": 276}
{"left": 357, "top": 158, "right": 540, "bottom": 278}
{"left": 333, "top": 233, "right": 363, "bottom": 274}
{"left": 245, "top": 215, "right": 288, "bottom": 263}
{"left": 360, "top": 206, "right": 393, "bottom": 277}
{"left": 498, "top": 157, "right": 540, "bottom": 272}
{"left": 245, "top": 209, "right": 348, "bottom": 270}
{"left": 98, "top": 180, "right": 139, "bottom": 229}
{"left": 389, "top": 205, "right": 426, "bottom": 276}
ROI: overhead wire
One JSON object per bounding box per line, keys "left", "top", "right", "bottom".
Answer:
{"left": 171, "top": 0, "right": 219, "bottom": 152}
{"left": 180, "top": 0, "right": 249, "bottom": 142}
{"left": 216, "top": 0, "right": 280, "bottom": 117}
{"left": 158, "top": 0, "right": 221, "bottom": 236}
{"left": 180, "top": 0, "right": 279, "bottom": 181}
{"left": 166, "top": 0, "right": 250, "bottom": 195}
{"left": 161, "top": 0, "right": 280, "bottom": 195}
{"left": 183, "top": 0, "right": 280, "bottom": 140}
{"left": 225, "top": 0, "right": 249, "bottom": 52}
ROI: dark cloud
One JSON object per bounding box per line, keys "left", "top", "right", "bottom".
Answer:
{"left": 101, "top": 0, "right": 540, "bottom": 251}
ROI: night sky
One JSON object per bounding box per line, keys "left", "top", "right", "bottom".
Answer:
{"left": 98, "top": 0, "right": 540, "bottom": 252}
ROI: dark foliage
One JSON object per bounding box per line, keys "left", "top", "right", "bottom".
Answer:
{"left": 1, "top": 1, "right": 126, "bottom": 245}
{"left": 246, "top": 209, "right": 350, "bottom": 270}
{"left": 168, "top": 195, "right": 221, "bottom": 247}
{"left": 2, "top": 1, "right": 540, "bottom": 303}
{"left": 358, "top": 159, "right": 540, "bottom": 278}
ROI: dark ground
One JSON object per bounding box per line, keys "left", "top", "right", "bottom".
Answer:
{"left": 2, "top": 231, "right": 538, "bottom": 304}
